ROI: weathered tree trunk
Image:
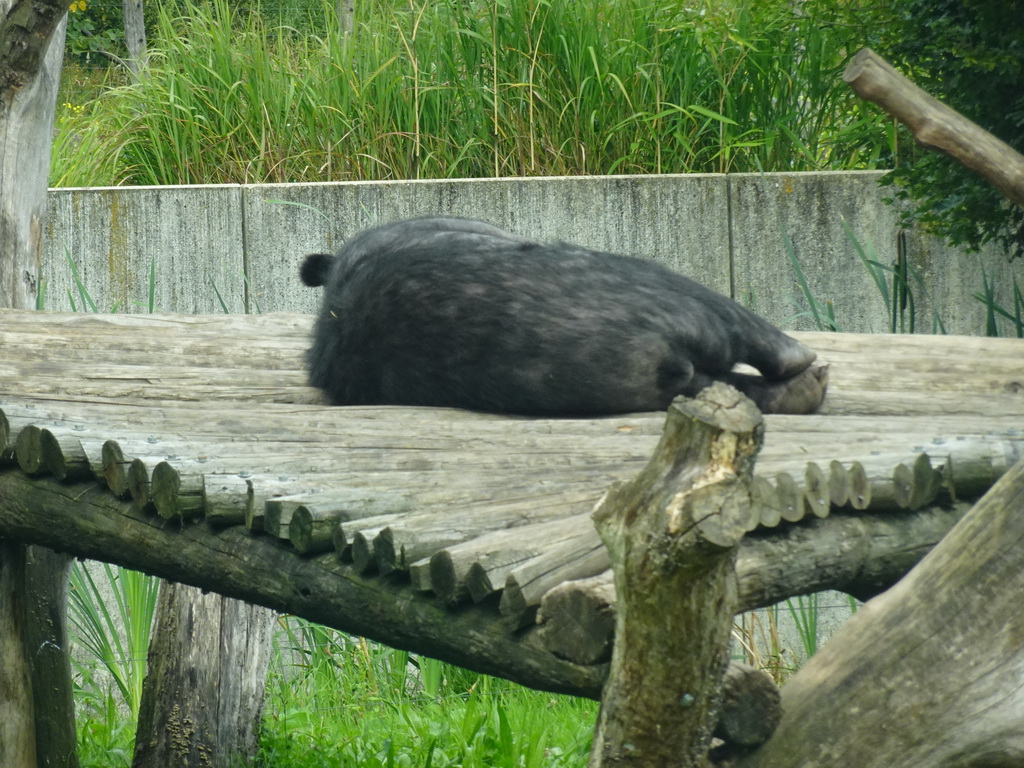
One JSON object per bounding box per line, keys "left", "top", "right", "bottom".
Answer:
{"left": 23, "top": 547, "right": 78, "bottom": 768}
{"left": 0, "top": 543, "right": 35, "bottom": 768}
{"left": 121, "top": 0, "right": 147, "bottom": 75}
{"left": 843, "top": 48, "right": 1024, "bottom": 209}
{"left": 735, "top": 457, "right": 1024, "bottom": 767}
{"left": 0, "top": 0, "right": 67, "bottom": 305}
{"left": 590, "top": 384, "right": 763, "bottom": 768}
{"left": 0, "top": 4, "right": 76, "bottom": 768}
{"left": 132, "top": 581, "right": 276, "bottom": 768}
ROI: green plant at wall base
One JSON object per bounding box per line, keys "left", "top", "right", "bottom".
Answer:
{"left": 886, "top": 234, "right": 915, "bottom": 334}
{"left": 975, "top": 271, "right": 1024, "bottom": 338}
{"left": 35, "top": 276, "right": 47, "bottom": 310}
{"left": 146, "top": 256, "right": 156, "bottom": 313}
{"left": 1004, "top": 279, "right": 1023, "bottom": 338}
{"left": 782, "top": 229, "right": 841, "bottom": 332}
{"left": 59, "top": 251, "right": 166, "bottom": 314}
{"left": 67, "top": 563, "right": 159, "bottom": 721}
{"left": 785, "top": 593, "right": 820, "bottom": 660}
{"left": 64, "top": 250, "right": 112, "bottom": 313}
{"left": 840, "top": 219, "right": 926, "bottom": 334}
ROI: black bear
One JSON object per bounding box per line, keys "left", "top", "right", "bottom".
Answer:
{"left": 300, "top": 216, "right": 827, "bottom": 415}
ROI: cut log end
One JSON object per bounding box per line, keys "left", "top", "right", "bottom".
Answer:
{"left": 430, "top": 550, "right": 459, "bottom": 605}
{"left": 101, "top": 440, "right": 129, "bottom": 497}
{"left": 15, "top": 424, "right": 44, "bottom": 475}
{"left": 713, "top": 662, "right": 782, "bottom": 748}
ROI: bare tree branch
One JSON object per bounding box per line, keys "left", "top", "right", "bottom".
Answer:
{"left": 844, "top": 48, "right": 1024, "bottom": 210}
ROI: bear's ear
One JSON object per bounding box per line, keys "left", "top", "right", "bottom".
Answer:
{"left": 300, "top": 253, "right": 333, "bottom": 287}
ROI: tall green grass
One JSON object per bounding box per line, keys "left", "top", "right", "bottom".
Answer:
{"left": 256, "top": 617, "right": 596, "bottom": 768}
{"left": 53, "top": 0, "right": 890, "bottom": 187}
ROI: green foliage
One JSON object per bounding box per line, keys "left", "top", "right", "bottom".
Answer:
{"left": 782, "top": 218, "right": 958, "bottom": 335}
{"left": 841, "top": 221, "right": 936, "bottom": 334}
{"left": 52, "top": 0, "right": 891, "bottom": 186}
{"left": 66, "top": 0, "right": 124, "bottom": 63}
{"left": 784, "top": 594, "right": 820, "bottom": 660}
{"left": 782, "top": 227, "right": 841, "bottom": 332}
{"left": 257, "top": 617, "right": 596, "bottom": 768}
{"left": 68, "top": 563, "right": 160, "bottom": 722}
{"left": 76, "top": 692, "right": 135, "bottom": 768}
{"left": 879, "top": 0, "right": 1024, "bottom": 259}
{"left": 238, "top": 0, "right": 330, "bottom": 28}
{"left": 975, "top": 270, "right": 1024, "bottom": 337}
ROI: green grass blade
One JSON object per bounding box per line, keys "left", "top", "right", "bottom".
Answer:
{"left": 65, "top": 249, "right": 100, "bottom": 313}
{"left": 782, "top": 228, "right": 838, "bottom": 331}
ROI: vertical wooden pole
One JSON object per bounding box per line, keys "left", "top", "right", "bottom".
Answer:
{"left": 0, "top": 5, "right": 76, "bottom": 767}
{"left": 0, "top": 543, "right": 36, "bottom": 768}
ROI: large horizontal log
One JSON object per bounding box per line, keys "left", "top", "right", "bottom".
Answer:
{"left": 535, "top": 503, "right": 968, "bottom": 665}
{"left": 3, "top": 312, "right": 1024, "bottom": 421}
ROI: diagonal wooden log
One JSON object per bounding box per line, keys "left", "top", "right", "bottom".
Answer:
{"left": 843, "top": 48, "right": 1024, "bottom": 209}
{"left": 589, "top": 383, "right": 763, "bottom": 768}
{"left": 735, "top": 457, "right": 1024, "bottom": 767}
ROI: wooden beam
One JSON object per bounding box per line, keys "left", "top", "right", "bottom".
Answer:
{"left": 536, "top": 502, "right": 969, "bottom": 665}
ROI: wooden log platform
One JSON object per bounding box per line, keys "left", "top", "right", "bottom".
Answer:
{"left": 1, "top": 309, "right": 1022, "bottom": 696}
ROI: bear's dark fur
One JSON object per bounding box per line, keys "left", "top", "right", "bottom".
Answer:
{"left": 300, "top": 216, "right": 827, "bottom": 415}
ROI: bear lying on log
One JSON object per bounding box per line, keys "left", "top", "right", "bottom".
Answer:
{"left": 300, "top": 216, "right": 828, "bottom": 416}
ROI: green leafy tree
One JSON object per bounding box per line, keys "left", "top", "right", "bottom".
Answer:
{"left": 66, "top": 0, "right": 123, "bottom": 63}
{"left": 880, "top": 0, "right": 1024, "bottom": 259}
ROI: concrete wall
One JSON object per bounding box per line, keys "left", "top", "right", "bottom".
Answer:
{"left": 44, "top": 172, "right": 1023, "bottom": 335}
{"left": 45, "top": 185, "right": 246, "bottom": 314}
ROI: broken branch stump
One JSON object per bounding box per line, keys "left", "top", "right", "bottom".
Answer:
{"left": 589, "top": 383, "right": 763, "bottom": 768}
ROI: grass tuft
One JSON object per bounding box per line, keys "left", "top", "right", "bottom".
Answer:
{"left": 255, "top": 616, "right": 596, "bottom": 768}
